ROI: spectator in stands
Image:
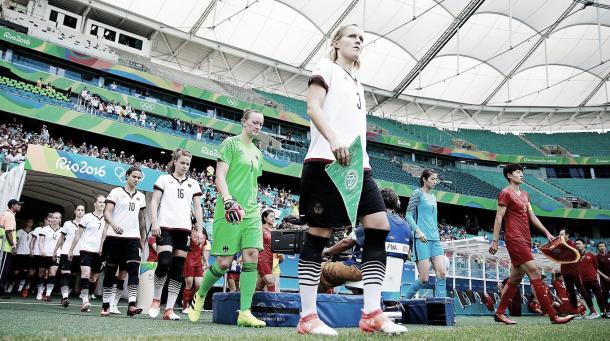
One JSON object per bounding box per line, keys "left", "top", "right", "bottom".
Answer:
{"left": 40, "top": 125, "right": 49, "bottom": 143}
{"left": 139, "top": 111, "right": 147, "bottom": 126}
{"left": 171, "top": 119, "right": 177, "bottom": 131}
{"left": 196, "top": 125, "right": 203, "bottom": 141}
{"left": 110, "top": 81, "right": 117, "bottom": 91}
{"left": 36, "top": 78, "right": 42, "bottom": 88}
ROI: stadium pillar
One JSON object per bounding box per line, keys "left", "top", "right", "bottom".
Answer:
{"left": 452, "top": 252, "right": 457, "bottom": 290}
{"left": 482, "top": 258, "right": 486, "bottom": 293}
{"left": 177, "top": 98, "right": 183, "bottom": 109}
{"left": 99, "top": 76, "right": 105, "bottom": 88}
{"left": 590, "top": 168, "right": 596, "bottom": 179}
{"left": 467, "top": 254, "right": 472, "bottom": 290}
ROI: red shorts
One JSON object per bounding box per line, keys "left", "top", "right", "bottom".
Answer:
{"left": 506, "top": 240, "right": 534, "bottom": 267}
{"left": 183, "top": 260, "right": 203, "bottom": 277}
{"left": 227, "top": 272, "right": 240, "bottom": 280}
{"left": 257, "top": 257, "right": 273, "bottom": 276}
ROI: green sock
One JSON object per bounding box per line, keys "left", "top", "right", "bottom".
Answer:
{"left": 196, "top": 263, "right": 226, "bottom": 299}
{"left": 239, "top": 262, "right": 258, "bottom": 311}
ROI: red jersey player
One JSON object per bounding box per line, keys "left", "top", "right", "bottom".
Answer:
{"left": 596, "top": 242, "right": 610, "bottom": 318}
{"left": 489, "top": 164, "right": 573, "bottom": 325}
{"left": 575, "top": 238, "right": 606, "bottom": 319}
{"left": 181, "top": 228, "right": 208, "bottom": 313}
{"left": 551, "top": 272, "right": 572, "bottom": 314}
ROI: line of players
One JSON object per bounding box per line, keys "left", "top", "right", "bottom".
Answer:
{"left": 6, "top": 162, "right": 209, "bottom": 318}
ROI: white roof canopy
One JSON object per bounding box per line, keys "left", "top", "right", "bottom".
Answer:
{"left": 59, "top": 0, "right": 610, "bottom": 131}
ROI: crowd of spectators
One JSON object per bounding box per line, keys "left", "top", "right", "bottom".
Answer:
{"left": 1, "top": 121, "right": 298, "bottom": 220}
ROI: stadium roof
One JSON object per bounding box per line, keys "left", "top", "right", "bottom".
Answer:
{"left": 53, "top": 0, "right": 610, "bottom": 132}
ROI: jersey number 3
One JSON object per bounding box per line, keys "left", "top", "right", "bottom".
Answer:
{"left": 356, "top": 92, "right": 361, "bottom": 109}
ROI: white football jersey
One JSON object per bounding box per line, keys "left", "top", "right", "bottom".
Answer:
{"left": 60, "top": 220, "right": 81, "bottom": 256}
{"left": 16, "top": 229, "right": 33, "bottom": 255}
{"left": 105, "top": 187, "right": 146, "bottom": 239}
{"left": 154, "top": 174, "right": 202, "bottom": 232}
{"left": 78, "top": 213, "right": 105, "bottom": 253}
{"left": 31, "top": 226, "right": 43, "bottom": 256}
{"left": 39, "top": 225, "right": 62, "bottom": 257}
{"left": 304, "top": 58, "right": 370, "bottom": 169}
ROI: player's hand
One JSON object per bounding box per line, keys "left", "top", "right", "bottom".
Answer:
{"left": 415, "top": 230, "right": 427, "bottom": 242}
{"left": 151, "top": 224, "right": 161, "bottom": 237}
{"left": 112, "top": 224, "right": 124, "bottom": 235}
{"left": 68, "top": 252, "right": 73, "bottom": 261}
{"left": 546, "top": 234, "right": 554, "bottom": 242}
{"left": 489, "top": 240, "right": 498, "bottom": 255}
{"left": 193, "top": 229, "right": 204, "bottom": 244}
{"left": 52, "top": 254, "right": 57, "bottom": 262}
{"left": 329, "top": 137, "right": 350, "bottom": 166}
{"left": 224, "top": 199, "right": 244, "bottom": 224}
{"left": 10, "top": 245, "right": 16, "bottom": 255}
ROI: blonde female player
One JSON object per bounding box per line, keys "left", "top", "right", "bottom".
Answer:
{"left": 70, "top": 195, "right": 106, "bottom": 312}
{"left": 189, "top": 109, "right": 266, "bottom": 328}
{"left": 296, "top": 24, "right": 406, "bottom": 335}
{"left": 149, "top": 149, "right": 204, "bottom": 320}
{"left": 53, "top": 204, "right": 85, "bottom": 307}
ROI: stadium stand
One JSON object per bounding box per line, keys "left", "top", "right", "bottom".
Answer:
{"left": 254, "top": 89, "right": 308, "bottom": 119}
{"left": 523, "top": 132, "right": 610, "bottom": 157}
{"left": 465, "top": 168, "right": 565, "bottom": 210}
{"left": 454, "top": 129, "right": 541, "bottom": 156}
{"left": 548, "top": 178, "right": 610, "bottom": 210}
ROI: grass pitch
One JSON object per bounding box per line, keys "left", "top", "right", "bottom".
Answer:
{"left": 1, "top": 297, "right": 609, "bottom": 340}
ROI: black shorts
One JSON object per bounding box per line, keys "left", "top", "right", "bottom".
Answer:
{"left": 102, "top": 236, "right": 141, "bottom": 264}
{"left": 71, "top": 256, "right": 81, "bottom": 273}
{"left": 299, "top": 163, "right": 385, "bottom": 228}
{"left": 13, "top": 255, "right": 31, "bottom": 271}
{"left": 157, "top": 229, "right": 190, "bottom": 252}
{"left": 59, "top": 254, "right": 72, "bottom": 272}
{"left": 38, "top": 256, "right": 58, "bottom": 269}
{"left": 80, "top": 251, "right": 102, "bottom": 273}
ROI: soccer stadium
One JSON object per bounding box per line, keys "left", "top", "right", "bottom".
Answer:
{"left": 0, "top": 0, "right": 610, "bottom": 339}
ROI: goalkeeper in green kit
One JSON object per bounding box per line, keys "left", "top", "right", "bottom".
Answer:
{"left": 188, "top": 109, "right": 266, "bottom": 327}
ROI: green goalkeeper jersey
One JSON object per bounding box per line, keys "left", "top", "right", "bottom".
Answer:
{"left": 214, "top": 135, "right": 263, "bottom": 220}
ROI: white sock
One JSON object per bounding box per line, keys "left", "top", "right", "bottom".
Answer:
{"left": 363, "top": 283, "right": 383, "bottom": 314}
{"left": 299, "top": 285, "right": 318, "bottom": 317}
{"left": 18, "top": 280, "right": 26, "bottom": 292}
{"left": 153, "top": 274, "right": 166, "bottom": 300}
{"left": 61, "top": 286, "right": 69, "bottom": 298}
{"left": 166, "top": 279, "right": 181, "bottom": 310}
{"left": 361, "top": 260, "right": 386, "bottom": 314}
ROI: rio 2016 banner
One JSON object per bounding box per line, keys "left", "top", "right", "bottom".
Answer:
{"left": 24, "top": 145, "right": 165, "bottom": 192}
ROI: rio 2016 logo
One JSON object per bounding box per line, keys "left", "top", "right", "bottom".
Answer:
{"left": 200, "top": 146, "right": 220, "bottom": 159}
{"left": 345, "top": 169, "right": 358, "bottom": 191}
{"left": 55, "top": 157, "right": 106, "bottom": 177}
{"left": 114, "top": 166, "right": 146, "bottom": 183}
{"left": 3, "top": 31, "right": 30, "bottom": 45}
{"left": 139, "top": 102, "right": 155, "bottom": 111}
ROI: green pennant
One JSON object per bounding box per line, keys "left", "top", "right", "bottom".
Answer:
{"left": 325, "top": 137, "right": 364, "bottom": 227}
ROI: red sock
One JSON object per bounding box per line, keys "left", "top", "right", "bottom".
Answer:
{"left": 266, "top": 284, "right": 276, "bottom": 292}
{"left": 531, "top": 279, "right": 556, "bottom": 319}
{"left": 496, "top": 281, "right": 518, "bottom": 315}
{"left": 182, "top": 288, "right": 193, "bottom": 308}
